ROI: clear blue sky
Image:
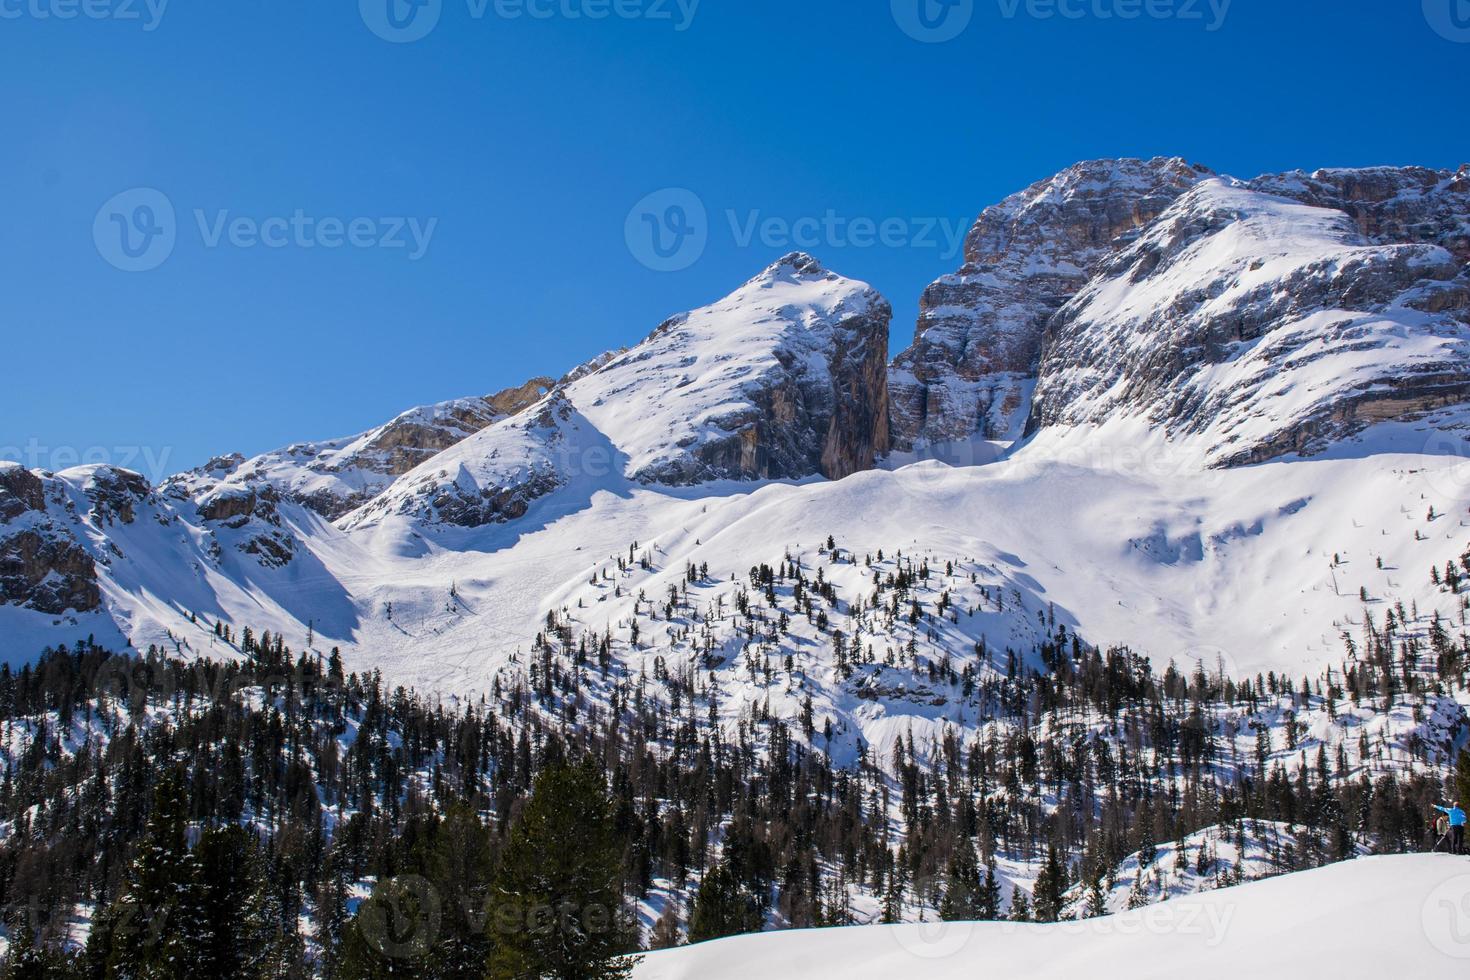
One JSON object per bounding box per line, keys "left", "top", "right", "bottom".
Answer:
{"left": 2, "top": 0, "right": 1465, "bottom": 479}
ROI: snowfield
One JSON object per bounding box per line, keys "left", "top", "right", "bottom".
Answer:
{"left": 634, "top": 854, "right": 1470, "bottom": 979}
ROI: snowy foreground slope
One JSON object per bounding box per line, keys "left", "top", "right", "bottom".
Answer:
{"left": 634, "top": 855, "right": 1470, "bottom": 979}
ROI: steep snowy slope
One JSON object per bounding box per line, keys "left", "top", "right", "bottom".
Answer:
{"left": 1027, "top": 178, "right": 1470, "bottom": 466}
{"left": 344, "top": 253, "right": 890, "bottom": 531}
{"left": 889, "top": 157, "right": 1212, "bottom": 448}
{"left": 633, "top": 855, "right": 1470, "bottom": 979}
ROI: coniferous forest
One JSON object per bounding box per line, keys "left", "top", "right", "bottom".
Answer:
{"left": 2, "top": 591, "right": 1467, "bottom": 978}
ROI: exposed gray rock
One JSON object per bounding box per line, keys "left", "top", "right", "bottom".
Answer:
{"left": 890, "top": 158, "right": 1212, "bottom": 448}
{"left": 345, "top": 253, "right": 892, "bottom": 530}
{"left": 1025, "top": 178, "right": 1470, "bottom": 464}
{"left": 0, "top": 527, "right": 101, "bottom": 615}
{"left": 168, "top": 378, "right": 557, "bottom": 523}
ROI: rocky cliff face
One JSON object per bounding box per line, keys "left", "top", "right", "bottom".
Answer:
{"left": 1250, "top": 166, "right": 1470, "bottom": 262}
{"left": 0, "top": 463, "right": 104, "bottom": 615}
{"left": 889, "top": 157, "right": 1213, "bottom": 449}
{"left": 605, "top": 252, "right": 890, "bottom": 485}
{"left": 890, "top": 159, "right": 1470, "bottom": 464}
{"left": 1025, "top": 178, "right": 1470, "bottom": 464}
{"left": 345, "top": 253, "right": 892, "bottom": 530}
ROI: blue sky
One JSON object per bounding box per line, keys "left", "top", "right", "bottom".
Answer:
{"left": 2, "top": 0, "right": 1466, "bottom": 478}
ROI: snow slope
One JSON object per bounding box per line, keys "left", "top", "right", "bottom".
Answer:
{"left": 1030, "top": 178, "right": 1470, "bottom": 466}
{"left": 634, "top": 854, "right": 1470, "bottom": 979}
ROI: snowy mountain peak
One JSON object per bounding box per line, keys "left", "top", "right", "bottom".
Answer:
{"left": 889, "top": 157, "right": 1212, "bottom": 448}
{"left": 752, "top": 250, "right": 830, "bottom": 280}
{"left": 342, "top": 255, "right": 892, "bottom": 534}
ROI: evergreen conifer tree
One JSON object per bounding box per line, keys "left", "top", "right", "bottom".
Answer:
{"left": 689, "top": 863, "right": 761, "bottom": 943}
{"left": 487, "top": 760, "right": 634, "bottom": 980}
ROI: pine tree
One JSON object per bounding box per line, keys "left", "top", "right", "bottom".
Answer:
{"left": 105, "top": 769, "right": 206, "bottom": 979}
{"left": 1031, "top": 847, "right": 1067, "bottom": 922}
{"left": 2, "top": 918, "right": 46, "bottom": 980}
{"left": 938, "top": 843, "right": 982, "bottom": 921}
{"left": 487, "top": 760, "right": 635, "bottom": 980}
{"left": 337, "top": 871, "right": 443, "bottom": 979}
{"left": 689, "top": 863, "right": 761, "bottom": 943}
{"left": 649, "top": 906, "right": 683, "bottom": 949}
{"left": 194, "top": 825, "right": 266, "bottom": 977}
{"left": 977, "top": 859, "right": 1003, "bottom": 920}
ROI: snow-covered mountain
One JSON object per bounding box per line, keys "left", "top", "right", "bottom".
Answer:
{"left": 889, "top": 157, "right": 1213, "bottom": 449}
{"left": 343, "top": 252, "right": 891, "bottom": 532}
{"left": 888, "top": 158, "right": 1470, "bottom": 461}
{"left": 2, "top": 158, "right": 1469, "bottom": 738}
{"left": 1027, "top": 177, "right": 1470, "bottom": 465}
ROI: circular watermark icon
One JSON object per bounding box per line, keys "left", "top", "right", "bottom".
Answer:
{"left": 93, "top": 188, "right": 176, "bottom": 273}
{"left": 892, "top": 916, "right": 982, "bottom": 960}
{"left": 889, "top": 873, "right": 983, "bottom": 961}
{"left": 361, "top": 0, "right": 443, "bottom": 43}
{"left": 625, "top": 187, "right": 707, "bottom": 272}
{"left": 357, "top": 874, "right": 442, "bottom": 960}
{"left": 1424, "top": 0, "right": 1470, "bottom": 43}
{"left": 1422, "top": 873, "right": 1470, "bottom": 959}
{"left": 892, "top": 0, "right": 974, "bottom": 42}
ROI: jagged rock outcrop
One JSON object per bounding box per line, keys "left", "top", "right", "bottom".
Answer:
{"left": 0, "top": 464, "right": 44, "bottom": 520}
{"left": 0, "top": 528, "right": 101, "bottom": 615}
{"left": 1025, "top": 178, "right": 1470, "bottom": 464}
{"left": 1250, "top": 165, "right": 1470, "bottom": 262}
{"left": 0, "top": 463, "right": 102, "bottom": 614}
{"left": 890, "top": 158, "right": 1470, "bottom": 464}
{"left": 168, "top": 379, "right": 557, "bottom": 522}
{"left": 79, "top": 466, "right": 151, "bottom": 526}
{"left": 345, "top": 253, "right": 892, "bottom": 530}
{"left": 889, "top": 157, "right": 1213, "bottom": 448}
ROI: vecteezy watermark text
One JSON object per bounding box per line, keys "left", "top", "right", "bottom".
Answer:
{"left": 360, "top": 0, "right": 700, "bottom": 43}
{"left": 2, "top": 439, "right": 174, "bottom": 484}
{"left": 93, "top": 188, "right": 438, "bottom": 272}
{"left": 625, "top": 188, "right": 969, "bottom": 272}
{"left": 0, "top": 0, "right": 168, "bottom": 31}
{"left": 891, "top": 0, "right": 1231, "bottom": 42}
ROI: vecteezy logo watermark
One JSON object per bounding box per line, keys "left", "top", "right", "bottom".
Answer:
{"left": 94, "top": 188, "right": 439, "bottom": 271}
{"left": 1422, "top": 874, "right": 1470, "bottom": 959}
{"left": 892, "top": 0, "right": 974, "bottom": 42}
{"left": 625, "top": 188, "right": 708, "bottom": 272}
{"left": 93, "top": 188, "right": 177, "bottom": 273}
{"left": 194, "top": 210, "right": 438, "bottom": 260}
{"left": 1424, "top": 0, "right": 1470, "bottom": 42}
{"left": 997, "top": 0, "right": 1231, "bottom": 30}
{"left": 360, "top": 0, "right": 700, "bottom": 43}
{"left": 360, "top": 0, "right": 443, "bottom": 43}
{"left": 626, "top": 188, "right": 970, "bottom": 272}
{"left": 895, "top": 0, "right": 1233, "bottom": 40}
{"left": 0, "top": 0, "right": 169, "bottom": 31}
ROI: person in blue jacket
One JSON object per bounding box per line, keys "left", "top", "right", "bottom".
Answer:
{"left": 1435, "top": 801, "right": 1466, "bottom": 854}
